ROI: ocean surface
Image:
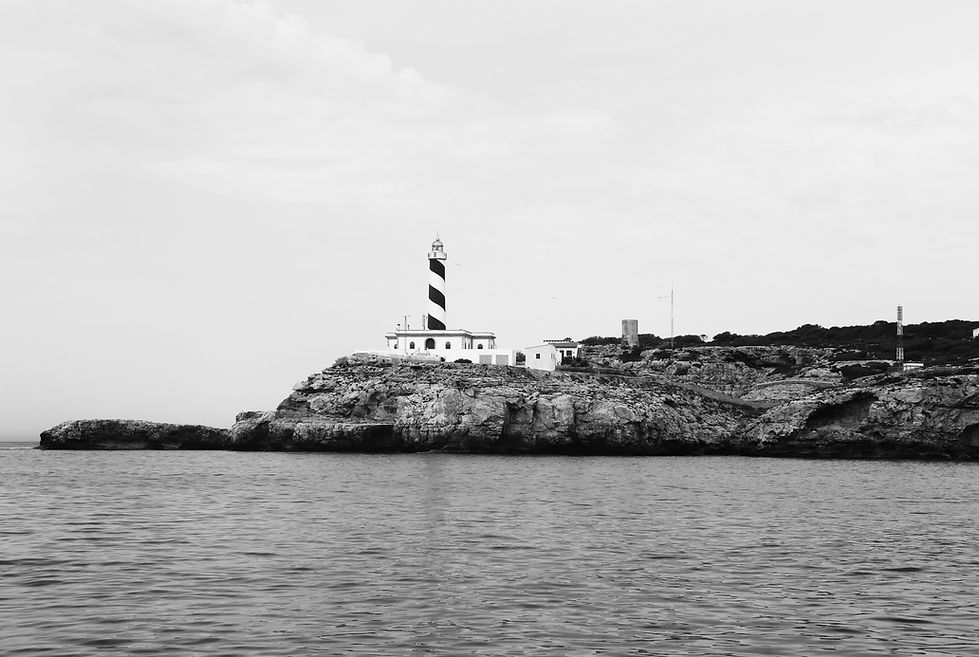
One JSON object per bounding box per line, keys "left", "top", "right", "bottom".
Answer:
{"left": 2, "top": 442, "right": 978, "bottom": 656}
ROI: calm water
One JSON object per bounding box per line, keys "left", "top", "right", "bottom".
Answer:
{"left": 2, "top": 443, "right": 978, "bottom": 656}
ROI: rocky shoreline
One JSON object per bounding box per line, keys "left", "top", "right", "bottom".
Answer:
{"left": 40, "top": 349, "right": 979, "bottom": 459}
{"left": 39, "top": 419, "right": 230, "bottom": 450}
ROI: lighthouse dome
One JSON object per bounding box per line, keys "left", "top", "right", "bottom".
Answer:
{"left": 431, "top": 236, "right": 444, "bottom": 251}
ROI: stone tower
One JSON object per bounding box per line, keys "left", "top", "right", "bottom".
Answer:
{"left": 622, "top": 319, "right": 639, "bottom": 347}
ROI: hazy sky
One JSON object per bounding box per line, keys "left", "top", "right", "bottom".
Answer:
{"left": 3, "top": 1, "right": 978, "bottom": 438}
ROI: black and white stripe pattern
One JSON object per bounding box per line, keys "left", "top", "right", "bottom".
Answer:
{"left": 428, "top": 239, "right": 447, "bottom": 330}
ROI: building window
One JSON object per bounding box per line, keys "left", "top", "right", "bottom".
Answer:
{"left": 409, "top": 342, "right": 415, "bottom": 349}
{"left": 425, "top": 338, "right": 436, "bottom": 349}
{"left": 445, "top": 341, "right": 451, "bottom": 349}
{"left": 536, "top": 353, "right": 541, "bottom": 359}
{"left": 477, "top": 344, "right": 484, "bottom": 349}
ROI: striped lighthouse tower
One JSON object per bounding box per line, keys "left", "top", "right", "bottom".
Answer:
{"left": 427, "top": 237, "right": 447, "bottom": 330}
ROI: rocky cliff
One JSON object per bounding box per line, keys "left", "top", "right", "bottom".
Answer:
{"left": 226, "top": 355, "right": 979, "bottom": 458}
{"left": 39, "top": 353, "right": 979, "bottom": 459}
{"left": 228, "top": 356, "right": 756, "bottom": 455}
{"left": 743, "top": 371, "right": 979, "bottom": 458}
{"left": 587, "top": 344, "right": 844, "bottom": 400}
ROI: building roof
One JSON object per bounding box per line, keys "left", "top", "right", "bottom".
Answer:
{"left": 384, "top": 329, "right": 496, "bottom": 338}
{"left": 543, "top": 339, "right": 579, "bottom": 347}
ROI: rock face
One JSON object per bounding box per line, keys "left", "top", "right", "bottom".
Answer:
{"left": 39, "top": 354, "right": 979, "bottom": 459}
{"left": 588, "top": 345, "right": 843, "bottom": 399}
{"left": 227, "top": 357, "right": 979, "bottom": 458}
{"left": 229, "top": 356, "right": 758, "bottom": 454}
{"left": 743, "top": 373, "right": 979, "bottom": 459}
{"left": 40, "top": 420, "right": 230, "bottom": 450}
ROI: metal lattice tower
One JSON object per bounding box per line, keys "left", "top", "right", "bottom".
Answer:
{"left": 896, "top": 305, "right": 904, "bottom": 365}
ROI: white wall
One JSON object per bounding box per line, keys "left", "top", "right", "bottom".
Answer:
{"left": 543, "top": 342, "right": 579, "bottom": 361}
{"left": 380, "top": 329, "right": 508, "bottom": 364}
{"left": 473, "top": 349, "right": 517, "bottom": 366}
{"left": 471, "top": 336, "right": 496, "bottom": 349}
{"left": 557, "top": 346, "right": 579, "bottom": 360}
{"left": 524, "top": 345, "right": 558, "bottom": 371}
{"left": 386, "top": 332, "right": 484, "bottom": 353}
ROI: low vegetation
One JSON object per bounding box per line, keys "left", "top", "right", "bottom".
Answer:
{"left": 581, "top": 319, "right": 979, "bottom": 365}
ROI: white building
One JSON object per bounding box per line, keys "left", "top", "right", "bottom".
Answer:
{"left": 543, "top": 338, "right": 580, "bottom": 361}
{"left": 475, "top": 349, "right": 519, "bottom": 366}
{"left": 385, "top": 329, "right": 497, "bottom": 353}
{"left": 384, "top": 329, "right": 515, "bottom": 364}
{"left": 523, "top": 344, "right": 559, "bottom": 371}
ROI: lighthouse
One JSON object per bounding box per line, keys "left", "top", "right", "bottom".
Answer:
{"left": 427, "top": 236, "right": 447, "bottom": 330}
{"left": 381, "top": 237, "right": 507, "bottom": 363}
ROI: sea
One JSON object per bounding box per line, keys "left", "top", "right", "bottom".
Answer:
{"left": 2, "top": 441, "right": 978, "bottom": 656}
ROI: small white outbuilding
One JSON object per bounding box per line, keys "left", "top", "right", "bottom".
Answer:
{"left": 523, "top": 344, "right": 559, "bottom": 372}
{"left": 543, "top": 338, "right": 581, "bottom": 361}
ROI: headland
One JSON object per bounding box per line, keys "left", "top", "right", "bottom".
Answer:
{"left": 40, "top": 344, "right": 979, "bottom": 459}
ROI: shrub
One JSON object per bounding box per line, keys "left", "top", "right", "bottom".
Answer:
{"left": 672, "top": 334, "right": 705, "bottom": 348}
{"left": 638, "top": 333, "right": 663, "bottom": 347}
{"left": 580, "top": 336, "right": 621, "bottom": 346}
{"left": 620, "top": 346, "right": 645, "bottom": 362}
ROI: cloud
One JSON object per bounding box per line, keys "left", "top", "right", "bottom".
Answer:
{"left": 0, "top": 0, "right": 466, "bottom": 211}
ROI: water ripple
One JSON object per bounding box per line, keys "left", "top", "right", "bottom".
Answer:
{"left": 2, "top": 452, "right": 979, "bottom": 655}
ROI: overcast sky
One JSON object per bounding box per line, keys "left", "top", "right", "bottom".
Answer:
{"left": 2, "top": 1, "right": 978, "bottom": 438}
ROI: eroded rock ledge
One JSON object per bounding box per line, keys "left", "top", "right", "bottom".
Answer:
{"left": 742, "top": 375, "right": 979, "bottom": 459}
{"left": 39, "top": 355, "right": 979, "bottom": 459}
{"left": 40, "top": 419, "right": 229, "bottom": 450}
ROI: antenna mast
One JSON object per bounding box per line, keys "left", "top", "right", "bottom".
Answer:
{"left": 670, "top": 283, "right": 675, "bottom": 349}
{"left": 896, "top": 305, "right": 904, "bottom": 367}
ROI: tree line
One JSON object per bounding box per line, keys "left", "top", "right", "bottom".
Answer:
{"left": 580, "top": 319, "right": 979, "bottom": 364}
